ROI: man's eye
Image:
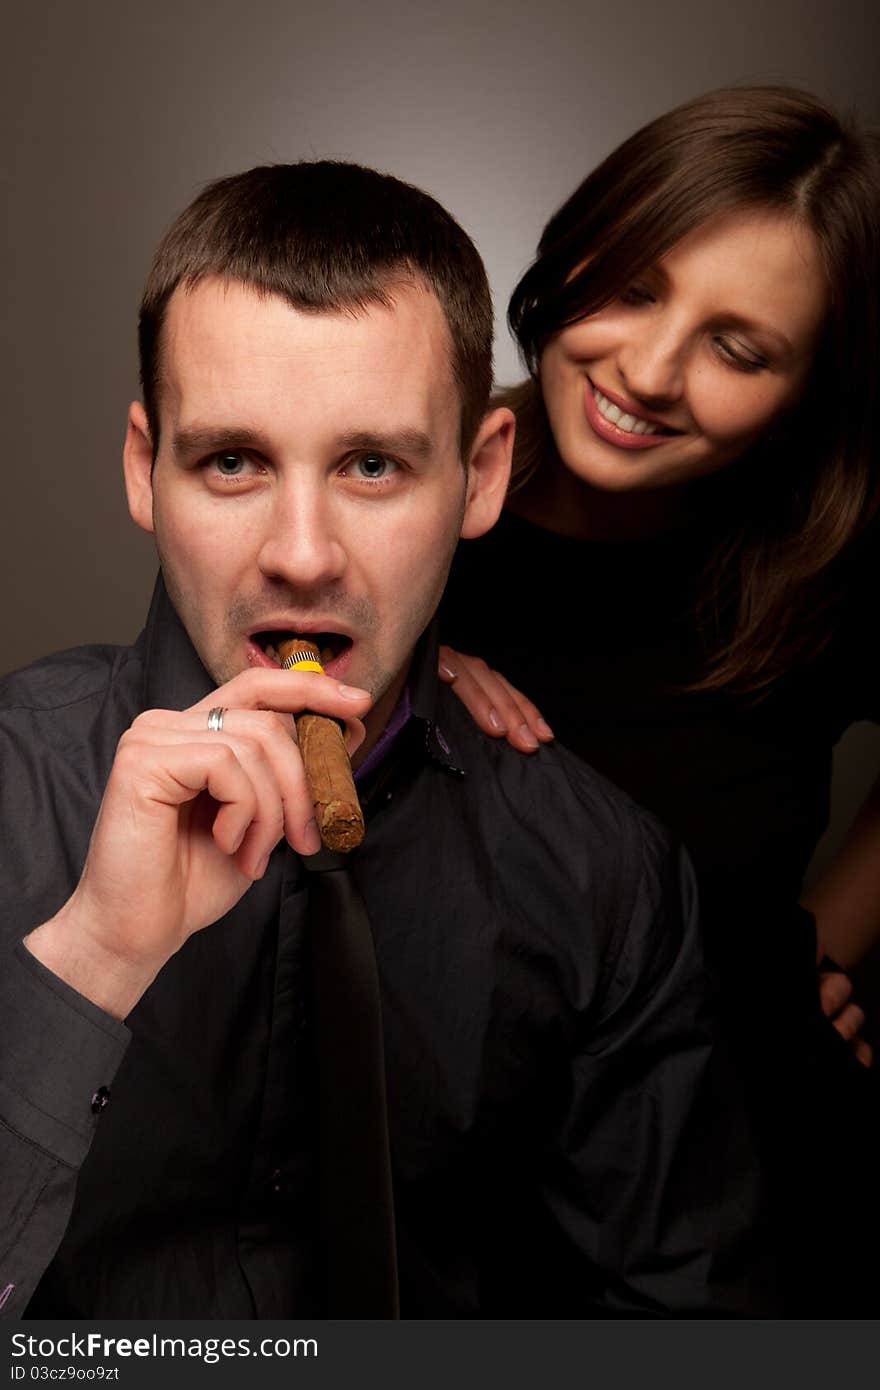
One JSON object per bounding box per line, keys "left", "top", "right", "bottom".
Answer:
{"left": 211, "top": 452, "right": 249, "bottom": 476}
{"left": 349, "top": 454, "right": 398, "bottom": 481}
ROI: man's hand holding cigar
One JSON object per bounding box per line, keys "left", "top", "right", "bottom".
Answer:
{"left": 23, "top": 667, "right": 370, "bottom": 1020}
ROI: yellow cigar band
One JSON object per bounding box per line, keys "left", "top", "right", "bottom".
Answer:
{"left": 281, "top": 655, "right": 324, "bottom": 674}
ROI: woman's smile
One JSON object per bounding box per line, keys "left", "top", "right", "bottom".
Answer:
{"left": 584, "top": 378, "right": 682, "bottom": 450}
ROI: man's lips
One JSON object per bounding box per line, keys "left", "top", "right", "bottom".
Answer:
{"left": 583, "top": 377, "right": 683, "bottom": 451}
{"left": 245, "top": 627, "right": 355, "bottom": 678}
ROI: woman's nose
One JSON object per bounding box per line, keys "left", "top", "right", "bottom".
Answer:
{"left": 616, "top": 321, "right": 685, "bottom": 408}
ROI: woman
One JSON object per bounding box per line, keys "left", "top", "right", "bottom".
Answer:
{"left": 438, "top": 86, "right": 880, "bottom": 1313}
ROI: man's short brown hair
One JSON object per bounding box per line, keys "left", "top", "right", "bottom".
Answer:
{"left": 138, "top": 161, "right": 494, "bottom": 458}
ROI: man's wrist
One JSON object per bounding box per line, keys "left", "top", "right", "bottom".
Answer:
{"left": 24, "top": 907, "right": 161, "bottom": 1020}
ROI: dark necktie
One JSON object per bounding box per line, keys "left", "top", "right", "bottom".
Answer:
{"left": 303, "top": 848, "right": 400, "bottom": 1317}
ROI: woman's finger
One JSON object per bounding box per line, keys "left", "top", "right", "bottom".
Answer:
{"left": 438, "top": 646, "right": 552, "bottom": 751}
{"left": 495, "top": 672, "right": 555, "bottom": 742}
{"left": 818, "top": 969, "right": 853, "bottom": 1018}
{"left": 832, "top": 1002, "right": 866, "bottom": 1043}
{"left": 854, "top": 1039, "right": 874, "bottom": 1068}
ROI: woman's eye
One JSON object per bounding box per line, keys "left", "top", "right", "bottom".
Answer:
{"left": 349, "top": 453, "right": 398, "bottom": 481}
{"left": 714, "top": 337, "right": 767, "bottom": 372}
{"left": 620, "top": 283, "right": 655, "bottom": 306}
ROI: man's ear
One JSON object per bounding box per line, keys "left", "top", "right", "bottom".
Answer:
{"left": 123, "top": 401, "right": 156, "bottom": 534}
{"left": 460, "top": 406, "right": 515, "bottom": 540}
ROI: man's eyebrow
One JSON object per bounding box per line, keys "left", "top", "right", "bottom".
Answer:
{"left": 171, "top": 426, "right": 437, "bottom": 459}
{"left": 172, "top": 425, "right": 271, "bottom": 456}
{"left": 336, "top": 429, "right": 435, "bottom": 460}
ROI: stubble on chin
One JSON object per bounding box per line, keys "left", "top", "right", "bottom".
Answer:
{"left": 155, "top": 558, "right": 232, "bottom": 689}
{"left": 157, "top": 510, "right": 462, "bottom": 701}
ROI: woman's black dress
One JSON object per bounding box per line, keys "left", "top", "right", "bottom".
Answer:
{"left": 440, "top": 508, "right": 880, "bottom": 1314}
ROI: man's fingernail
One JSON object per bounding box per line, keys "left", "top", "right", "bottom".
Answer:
{"left": 518, "top": 723, "right": 540, "bottom": 750}
{"left": 304, "top": 818, "right": 321, "bottom": 854}
{"left": 338, "top": 683, "right": 370, "bottom": 700}
{"left": 439, "top": 662, "right": 458, "bottom": 682}
{"left": 488, "top": 708, "right": 507, "bottom": 733}
{"left": 536, "top": 718, "right": 555, "bottom": 740}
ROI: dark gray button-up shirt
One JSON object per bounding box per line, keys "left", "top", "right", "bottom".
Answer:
{"left": 0, "top": 578, "right": 762, "bottom": 1318}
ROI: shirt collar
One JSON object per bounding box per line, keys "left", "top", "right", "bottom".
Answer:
{"left": 407, "top": 622, "right": 466, "bottom": 776}
{"left": 353, "top": 685, "right": 412, "bottom": 782}
{"left": 354, "top": 622, "right": 466, "bottom": 782}
{"left": 139, "top": 575, "right": 216, "bottom": 713}
{"left": 136, "top": 573, "right": 466, "bottom": 777}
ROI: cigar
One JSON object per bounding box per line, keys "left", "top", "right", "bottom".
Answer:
{"left": 276, "top": 637, "right": 365, "bottom": 853}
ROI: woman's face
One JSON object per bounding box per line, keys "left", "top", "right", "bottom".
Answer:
{"left": 538, "top": 208, "right": 827, "bottom": 494}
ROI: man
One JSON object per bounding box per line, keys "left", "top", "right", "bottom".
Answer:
{"left": 0, "top": 162, "right": 759, "bottom": 1318}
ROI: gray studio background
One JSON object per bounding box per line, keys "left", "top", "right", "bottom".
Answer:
{"left": 2, "top": 0, "right": 879, "bottom": 892}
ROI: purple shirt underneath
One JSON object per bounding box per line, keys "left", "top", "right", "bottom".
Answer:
{"left": 353, "top": 686, "right": 413, "bottom": 783}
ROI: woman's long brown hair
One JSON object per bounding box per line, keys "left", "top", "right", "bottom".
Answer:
{"left": 505, "top": 87, "right": 880, "bottom": 698}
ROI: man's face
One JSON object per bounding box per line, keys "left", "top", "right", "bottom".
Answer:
{"left": 127, "top": 276, "right": 484, "bottom": 732}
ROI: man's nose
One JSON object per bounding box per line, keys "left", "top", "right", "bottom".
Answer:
{"left": 256, "top": 485, "right": 348, "bottom": 589}
{"left": 616, "top": 317, "right": 686, "bottom": 409}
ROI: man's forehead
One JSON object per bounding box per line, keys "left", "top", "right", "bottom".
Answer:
{"left": 163, "top": 274, "right": 452, "bottom": 365}
{"left": 157, "top": 275, "right": 459, "bottom": 437}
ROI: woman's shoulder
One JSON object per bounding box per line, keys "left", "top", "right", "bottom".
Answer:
{"left": 440, "top": 507, "right": 707, "bottom": 655}
{"left": 813, "top": 545, "right": 880, "bottom": 727}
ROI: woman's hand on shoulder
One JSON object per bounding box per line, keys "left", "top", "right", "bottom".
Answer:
{"left": 438, "top": 645, "right": 554, "bottom": 753}
{"left": 819, "top": 966, "right": 873, "bottom": 1068}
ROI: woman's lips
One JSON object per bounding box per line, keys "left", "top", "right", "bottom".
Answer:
{"left": 583, "top": 379, "right": 677, "bottom": 451}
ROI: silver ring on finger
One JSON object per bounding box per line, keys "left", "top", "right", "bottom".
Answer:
{"left": 206, "top": 706, "right": 227, "bottom": 733}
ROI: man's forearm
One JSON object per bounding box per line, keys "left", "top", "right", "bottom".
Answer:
{"left": 24, "top": 907, "right": 160, "bottom": 1022}
{"left": 0, "top": 943, "right": 130, "bottom": 1318}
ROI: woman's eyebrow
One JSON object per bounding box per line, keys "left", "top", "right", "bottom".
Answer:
{"left": 646, "top": 257, "right": 798, "bottom": 355}
{"left": 715, "top": 314, "right": 794, "bottom": 355}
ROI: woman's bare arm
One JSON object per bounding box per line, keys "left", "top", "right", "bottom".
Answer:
{"left": 803, "top": 774, "right": 880, "bottom": 972}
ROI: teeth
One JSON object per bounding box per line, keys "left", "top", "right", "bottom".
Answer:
{"left": 256, "top": 631, "right": 347, "bottom": 668}
{"left": 593, "top": 387, "right": 660, "bottom": 436}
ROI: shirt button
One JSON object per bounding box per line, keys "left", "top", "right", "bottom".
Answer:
{"left": 270, "top": 1167, "right": 283, "bottom": 1196}
{"left": 90, "top": 1086, "right": 111, "bottom": 1115}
